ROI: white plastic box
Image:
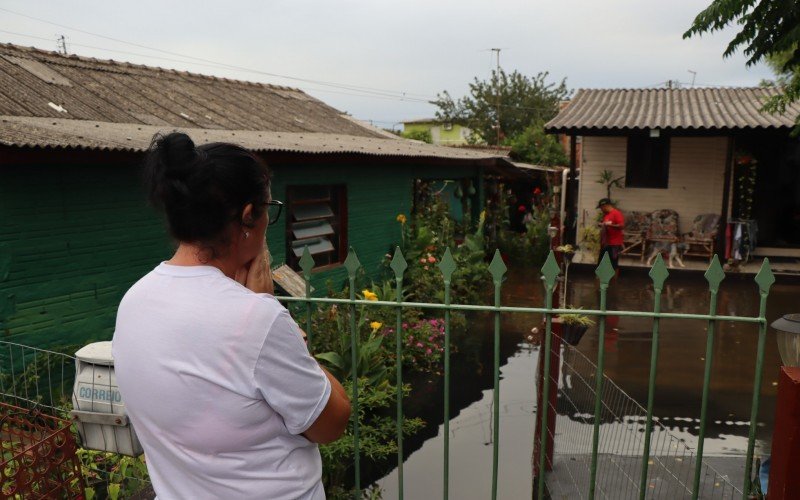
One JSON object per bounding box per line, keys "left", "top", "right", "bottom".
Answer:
{"left": 71, "top": 341, "right": 142, "bottom": 456}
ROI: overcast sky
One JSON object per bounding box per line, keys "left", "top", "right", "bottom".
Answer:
{"left": 1, "top": 0, "right": 774, "bottom": 129}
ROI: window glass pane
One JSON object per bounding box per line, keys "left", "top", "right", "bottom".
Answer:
{"left": 293, "top": 203, "right": 334, "bottom": 221}
{"left": 291, "top": 237, "right": 334, "bottom": 257}
{"left": 292, "top": 220, "right": 334, "bottom": 239}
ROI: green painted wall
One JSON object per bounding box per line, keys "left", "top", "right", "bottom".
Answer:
{"left": 0, "top": 164, "right": 172, "bottom": 350}
{"left": 0, "top": 159, "right": 480, "bottom": 350}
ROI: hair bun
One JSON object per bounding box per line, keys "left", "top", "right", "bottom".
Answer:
{"left": 157, "top": 132, "right": 198, "bottom": 179}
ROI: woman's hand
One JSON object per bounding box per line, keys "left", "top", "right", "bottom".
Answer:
{"left": 239, "top": 248, "right": 275, "bottom": 294}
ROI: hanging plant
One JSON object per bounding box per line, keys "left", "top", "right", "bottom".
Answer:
{"left": 734, "top": 152, "right": 757, "bottom": 220}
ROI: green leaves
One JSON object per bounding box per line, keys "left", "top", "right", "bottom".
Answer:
{"left": 432, "top": 69, "right": 569, "bottom": 146}
{"left": 684, "top": 0, "right": 800, "bottom": 131}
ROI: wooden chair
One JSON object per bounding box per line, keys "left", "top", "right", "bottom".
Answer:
{"left": 620, "top": 210, "right": 650, "bottom": 261}
{"left": 646, "top": 209, "right": 680, "bottom": 250}
{"left": 683, "top": 213, "right": 720, "bottom": 262}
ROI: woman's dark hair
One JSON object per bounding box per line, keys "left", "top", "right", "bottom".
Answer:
{"left": 143, "top": 132, "right": 271, "bottom": 253}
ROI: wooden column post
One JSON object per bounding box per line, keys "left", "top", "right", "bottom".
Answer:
{"left": 768, "top": 366, "right": 800, "bottom": 497}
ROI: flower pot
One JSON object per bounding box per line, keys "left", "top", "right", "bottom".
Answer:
{"left": 561, "top": 323, "right": 589, "bottom": 346}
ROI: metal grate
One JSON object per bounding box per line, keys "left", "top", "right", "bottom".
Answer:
{"left": 0, "top": 402, "right": 85, "bottom": 499}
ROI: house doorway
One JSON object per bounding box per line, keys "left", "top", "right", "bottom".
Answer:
{"left": 736, "top": 132, "right": 800, "bottom": 250}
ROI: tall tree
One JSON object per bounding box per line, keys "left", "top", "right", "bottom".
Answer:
{"left": 684, "top": 0, "right": 800, "bottom": 126}
{"left": 433, "top": 70, "right": 569, "bottom": 145}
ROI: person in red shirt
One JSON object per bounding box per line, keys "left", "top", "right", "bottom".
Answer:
{"left": 597, "top": 198, "right": 625, "bottom": 273}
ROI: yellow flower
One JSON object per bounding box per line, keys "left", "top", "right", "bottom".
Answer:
{"left": 396, "top": 214, "right": 407, "bottom": 224}
{"left": 479, "top": 210, "right": 486, "bottom": 223}
{"left": 362, "top": 290, "right": 378, "bottom": 301}
{"left": 370, "top": 321, "right": 383, "bottom": 332}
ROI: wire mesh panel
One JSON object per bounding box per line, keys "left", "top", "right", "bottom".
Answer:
{"left": 0, "top": 341, "right": 76, "bottom": 413}
{"left": 0, "top": 402, "right": 86, "bottom": 499}
{"left": 545, "top": 343, "right": 742, "bottom": 499}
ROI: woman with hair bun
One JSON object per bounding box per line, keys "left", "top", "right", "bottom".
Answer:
{"left": 112, "top": 132, "right": 350, "bottom": 500}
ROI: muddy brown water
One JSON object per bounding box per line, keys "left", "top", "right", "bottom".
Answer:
{"left": 376, "top": 264, "right": 791, "bottom": 498}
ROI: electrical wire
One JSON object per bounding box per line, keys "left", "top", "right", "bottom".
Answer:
{"left": 0, "top": 6, "right": 438, "bottom": 101}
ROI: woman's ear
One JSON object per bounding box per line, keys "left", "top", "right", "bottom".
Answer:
{"left": 241, "top": 203, "right": 255, "bottom": 228}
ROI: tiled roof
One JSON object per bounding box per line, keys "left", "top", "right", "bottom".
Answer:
{"left": 0, "top": 43, "right": 382, "bottom": 137}
{"left": 545, "top": 88, "right": 800, "bottom": 132}
{"left": 0, "top": 116, "right": 513, "bottom": 162}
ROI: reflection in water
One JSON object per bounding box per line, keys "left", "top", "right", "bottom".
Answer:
{"left": 375, "top": 265, "right": 788, "bottom": 496}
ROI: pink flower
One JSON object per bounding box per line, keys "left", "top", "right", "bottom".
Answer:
{"left": 427, "top": 256, "right": 436, "bottom": 263}
{"left": 408, "top": 335, "right": 414, "bottom": 342}
{"left": 416, "top": 342, "right": 424, "bottom": 348}
{"left": 428, "top": 335, "right": 434, "bottom": 341}
{"left": 402, "top": 322, "right": 408, "bottom": 329}
{"left": 420, "top": 258, "right": 427, "bottom": 264}
{"left": 426, "top": 348, "right": 432, "bottom": 354}
{"left": 424, "top": 265, "right": 429, "bottom": 270}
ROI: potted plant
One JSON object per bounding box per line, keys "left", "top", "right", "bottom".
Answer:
{"left": 558, "top": 307, "right": 595, "bottom": 346}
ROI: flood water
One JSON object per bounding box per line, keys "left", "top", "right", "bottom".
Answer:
{"left": 376, "top": 264, "right": 791, "bottom": 498}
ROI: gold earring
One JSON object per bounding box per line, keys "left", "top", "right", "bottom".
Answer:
{"left": 244, "top": 231, "right": 250, "bottom": 239}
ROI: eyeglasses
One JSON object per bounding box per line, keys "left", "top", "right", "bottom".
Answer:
{"left": 265, "top": 200, "right": 283, "bottom": 226}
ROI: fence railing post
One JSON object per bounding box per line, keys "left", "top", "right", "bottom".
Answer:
{"left": 589, "top": 253, "right": 615, "bottom": 500}
{"left": 639, "top": 255, "right": 668, "bottom": 498}
{"left": 692, "top": 255, "right": 725, "bottom": 498}
{"left": 438, "top": 248, "right": 456, "bottom": 500}
{"left": 344, "top": 248, "right": 362, "bottom": 497}
{"left": 743, "top": 259, "right": 775, "bottom": 497}
{"left": 390, "top": 247, "right": 408, "bottom": 500}
{"left": 536, "top": 251, "right": 560, "bottom": 500}
{"left": 488, "top": 250, "right": 507, "bottom": 500}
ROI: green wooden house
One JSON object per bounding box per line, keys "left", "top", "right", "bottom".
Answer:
{"left": 0, "top": 43, "right": 521, "bottom": 349}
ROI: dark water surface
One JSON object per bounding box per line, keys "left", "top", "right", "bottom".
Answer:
{"left": 376, "top": 265, "right": 792, "bottom": 498}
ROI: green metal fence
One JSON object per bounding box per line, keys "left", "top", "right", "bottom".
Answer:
{"left": 278, "top": 246, "right": 774, "bottom": 499}
{"left": 0, "top": 245, "right": 775, "bottom": 499}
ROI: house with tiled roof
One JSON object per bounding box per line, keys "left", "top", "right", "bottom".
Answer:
{"left": 546, "top": 87, "right": 800, "bottom": 266}
{"left": 0, "top": 43, "right": 527, "bottom": 348}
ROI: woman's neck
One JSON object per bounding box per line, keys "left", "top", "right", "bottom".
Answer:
{"left": 168, "top": 243, "right": 238, "bottom": 279}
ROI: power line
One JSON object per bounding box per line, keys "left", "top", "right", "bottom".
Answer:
{"left": 0, "top": 6, "right": 437, "bottom": 101}
{"left": 0, "top": 29, "right": 435, "bottom": 104}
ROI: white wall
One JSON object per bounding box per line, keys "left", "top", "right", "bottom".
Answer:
{"left": 576, "top": 136, "right": 729, "bottom": 244}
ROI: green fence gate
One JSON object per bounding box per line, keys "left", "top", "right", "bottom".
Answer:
{"left": 278, "top": 246, "right": 774, "bottom": 500}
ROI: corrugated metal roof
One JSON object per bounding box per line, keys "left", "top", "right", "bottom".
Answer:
{"left": 0, "top": 116, "right": 515, "bottom": 161}
{"left": 545, "top": 88, "right": 800, "bottom": 132}
{"left": 0, "top": 43, "right": 382, "bottom": 137}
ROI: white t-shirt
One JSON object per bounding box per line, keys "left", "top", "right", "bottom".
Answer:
{"left": 112, "top": 263, "right": 331, "bottom": 500}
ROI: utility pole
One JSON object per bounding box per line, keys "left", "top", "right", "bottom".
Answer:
{"left": 491, "top": 48, "right": 501, "bottom": 147}
{"left": 688, "top": 70, "right": 697, "bottom": 87}
{"left": 57, "top": 35, "right": 67, "bottom": 55}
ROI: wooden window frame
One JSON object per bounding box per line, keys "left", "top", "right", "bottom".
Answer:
{"left": 625, "top": 135, "right": 670, "bottom": 189}
{"left": 285, "top": 185, "right": 347, "bottom": 271}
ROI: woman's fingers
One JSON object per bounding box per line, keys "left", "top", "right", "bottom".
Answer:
{"left": 245, "top": 248, "right": 274, "bottom": 294}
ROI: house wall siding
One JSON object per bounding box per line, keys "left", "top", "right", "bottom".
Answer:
{"left": 1, "top": 159, "right": 479, "bottom": 349}
{"left": 577, "top": 136, "right": 728, "bottom": 244}
{"left": 0, "top": 164, "right": 172, "bottom": 349}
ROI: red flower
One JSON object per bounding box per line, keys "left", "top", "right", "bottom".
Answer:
{"left": 518, "top": 205, "right": 526, "bottom": 213}
{"left": 533, "top": 187, "right": 542, "bottom": 195}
